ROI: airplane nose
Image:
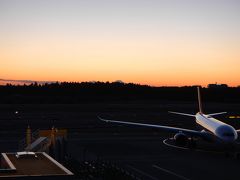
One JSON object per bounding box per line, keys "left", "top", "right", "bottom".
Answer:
{"left": 224, "top": 134, "right": 237, "bottom": 143}
{"left": 223, "top": 135, "right": 237, "bottom": 143}
{"left": 216, "top": 125, "right": 238, "bottom": 143}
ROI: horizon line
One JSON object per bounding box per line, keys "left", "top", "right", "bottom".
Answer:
{"left": 0, "top": 78, "right": 238, "bottom": 88}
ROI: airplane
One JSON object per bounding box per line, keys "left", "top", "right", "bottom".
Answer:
{"left": 98, "top": 87, "right": 240, "bottom": 149}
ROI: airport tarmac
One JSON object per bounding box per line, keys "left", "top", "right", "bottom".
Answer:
{"left": 0, "top": 103, "right": 240, "bottom": 180}
{"left": 68, "top": 132, "right": 240, "bottom": 180}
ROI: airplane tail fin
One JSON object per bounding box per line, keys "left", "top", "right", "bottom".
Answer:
{"left": 197, "top": 86, "right": 203, "bottom": 114}
{"left": 168, "top": 87, "right": 203, "bottom": 117}
{"left": 169, "top": 87, "right": 226, "bottom": 117}
{"left": 197, "top": 87, "right": 227, "bottom": 116}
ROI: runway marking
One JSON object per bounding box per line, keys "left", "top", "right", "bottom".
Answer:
{"left": 152, "top": 165, "right": 191, "bottom": 180}
{"left": 163, "top": 138, "right": 240, "bottom": 154}
{"left": 126, "top": 165, "right": 159, "bottom": 180}
{"left": 163, "top": 139, "right": 189, "bottom": 150}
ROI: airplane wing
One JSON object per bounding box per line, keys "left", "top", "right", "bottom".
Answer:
{"left": 98, "top": 116, "right": 208, "bottom": 138}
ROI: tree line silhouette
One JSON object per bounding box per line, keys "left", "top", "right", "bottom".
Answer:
{"left": 0, "top": 82, "right": 239, "bottom": 104}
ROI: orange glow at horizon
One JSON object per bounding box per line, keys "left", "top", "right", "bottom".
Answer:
{"left": 1, "top": 33, "right": 239, "bottom": 87}
{"left": 1, "top": 1, "right": 240, "bottom": 87}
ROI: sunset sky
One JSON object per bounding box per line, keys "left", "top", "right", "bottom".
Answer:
{"left": 0, "top": 0, "right": 240, "bottom": 86}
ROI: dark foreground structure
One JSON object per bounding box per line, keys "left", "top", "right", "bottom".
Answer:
{"left": 0, "top": 152, "right": 73, "bottom": 179}
{"left": 0, "top": 84, "right": 240, "bottom": 179}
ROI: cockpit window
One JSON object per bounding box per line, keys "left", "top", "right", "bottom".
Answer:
{"left": 223, "top": 133, "right": 234, "bottom": 137}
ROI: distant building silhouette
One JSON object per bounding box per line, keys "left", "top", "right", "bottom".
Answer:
{"left": 114, "top": 80, "right": 125, "bottom": 84}
{"left": 208, "top": 83, "right": 228, "bottom": 88}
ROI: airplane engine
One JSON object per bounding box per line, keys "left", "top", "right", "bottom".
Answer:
{"left": 200, "top": 130, "right": 215, "bottom": 142}
{"left": 174, "top": 132, "right": 188, "bottom": 146}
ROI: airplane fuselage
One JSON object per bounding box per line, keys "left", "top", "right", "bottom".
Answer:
{"left": 100, "top": 87, "right": 240, "bottom": 149}
{"left": 195, "top": 112, "right": 238, "bottom": 143}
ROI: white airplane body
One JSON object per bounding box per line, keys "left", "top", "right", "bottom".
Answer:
{"left": 99, "top": 87, "right": 240, "bottom": 147}
{"left": 195, "top": 113, "right": 237, "bottom": 143}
